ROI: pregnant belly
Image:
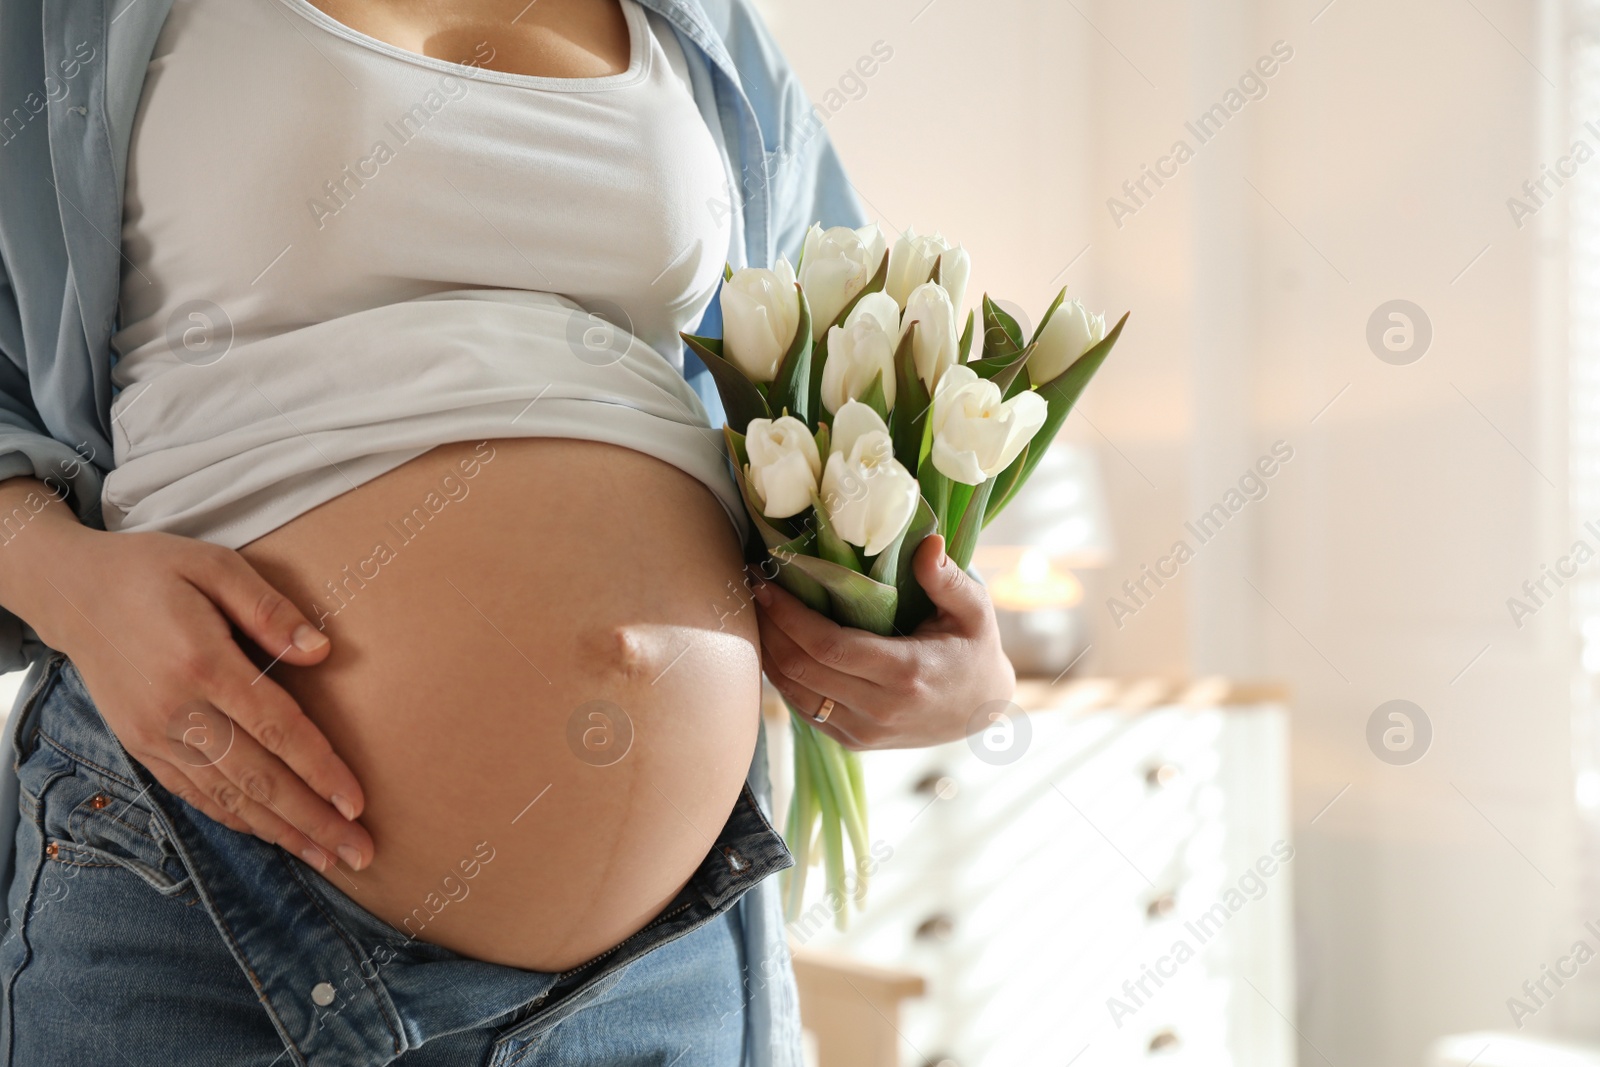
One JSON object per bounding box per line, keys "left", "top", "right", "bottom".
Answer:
{"left": 236, "top": 437, "right": 760, "bottom": 972}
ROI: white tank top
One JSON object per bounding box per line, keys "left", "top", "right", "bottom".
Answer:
{"left": 102, "top": 0, "right": 740, "bottom": 547}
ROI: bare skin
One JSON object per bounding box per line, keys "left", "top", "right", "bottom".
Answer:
{"left": 307, "top": 0, "right": 635, "bottom": 79}
{"left": 0, "top": 0, "right": 1018, "bottom": 975}
{"left": 236, "top": 438, "right": 760, "bottom": 970}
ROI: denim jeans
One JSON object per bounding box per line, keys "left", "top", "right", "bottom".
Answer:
{"left": 0, "top": 652, "right": 793, "bottom": 1065}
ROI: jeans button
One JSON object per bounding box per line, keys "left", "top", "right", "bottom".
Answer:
{"left": 311, "top": 982, "right": 336, "bottom": 1007}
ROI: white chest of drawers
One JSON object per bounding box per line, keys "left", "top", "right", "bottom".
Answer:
{"left": 774, "top": 679, "right": 1296, "bottom": 1067}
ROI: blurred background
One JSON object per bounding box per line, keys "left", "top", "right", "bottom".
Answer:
{"left": 753, "top": 0, "right": 1600, "bottom": 1064}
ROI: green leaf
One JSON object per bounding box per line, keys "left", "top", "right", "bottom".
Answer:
{"left": 995, "top": 310, "right": 1129, "bottom": 516}
{"left": 918, "top": 460, "right": 951, "bottom": 535}
{"left": 813, "top": 420, "right": 830, "bottom": 461}
{"left": 859, "top": 368, "right": 889, "bottom": 424}
{"left": 854, "top": 248, "right": 890, "bottom": 303}
{"left": 889, "top": 323, "right": 931, "bottom": 470}
{"left": 775, "top": 559, "right": 830, "bottom": 613}
{"left": 918, "top": 392, "right": 936, "bottom": 469}
{"left": 778, "top": 552, "right": 898, "bottom": 636}
{"left": 837, "top": 249, "right": 890, "bottom": 324}
{"left": 891, "top": 494, "right": 940, "bottom": 634}
{"left": 947, "top": 476, "right": 996, "bottom": 571}
{"left": 723, "top": 263, "right": 734, "bottom": 282}
{"left": 869, "top": 493, "right": 936, "bottom": 589}
{"left": 957, "top": 308, "right": 975, "bottom": 364}
{"left": 981, "top": 295, "right": 1025, "bottom": 361}
{"left": 725, "top": 424, "right": 749, "bottom": 467}
{"left": 893, "top": 583, "right": 935, "bottom": 634}
{"left": 984, "top": 440, "right": 1029, "bottom": 527}
{"left": 995, "top": 351, "right": 1034, "bottom": 399}
{"left": 969, "top": 296, "right": 1028, "bottom": 386}
{"left": 767, "top": 528, "right": 829, "bottom": 613}
{"left": 810, "top": 490, "right": 863, "bottom": 573}
{"left": 770, "top": 284, "right": 814, "bottom": 426}
{"left": 969, "top": 346, "right": 1029, "bottom": 383}
{"left": 945, "top": 480, "right": 975, "bottom": 539}
{"left": 998, "top": 364, "right": 1036, "bottom": 403}
{"left": 1028, "top": 286, "right": 1070, "bottom": 349}
{"left": 683, "top": 333, "right": 771, "bottom": 434}
{"left": 806, "top": 328, "right": 831, "bottom": 425}
{"left": 991, "top": 289, "right": 1067, "bottom": 397}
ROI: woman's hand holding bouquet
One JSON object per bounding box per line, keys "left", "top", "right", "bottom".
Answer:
{"left": 683, "top": 224, "right": 1127, "bottom": 925}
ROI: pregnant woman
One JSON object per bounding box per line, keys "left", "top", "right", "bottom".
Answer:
{"left": 0, "top": 0, "right": 1016, "bottom": 1064}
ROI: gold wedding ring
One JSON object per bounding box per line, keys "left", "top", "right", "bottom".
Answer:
{"left": 812, "top": 697, "right": 836, "bottom": 724}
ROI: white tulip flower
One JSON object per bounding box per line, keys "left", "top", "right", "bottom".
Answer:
{"left": 929, "top": 364, "right": 1048, "bottom": 485}
{"left": 1028, "top": 299, "right": 1106, "bottom": 385}
{"left": 721, "top": 258, "right": 800, "bottom": 383}
{"left": 799, "top": 224, "right": 887, "bottom": 340}
{"left": 745, "top": 415, "right": 822, "bottom": 519}
{"left": 900, "top": 282, "right": 961, "bottom": 395}
{"left": 817, "top": 401, "right": 917, "bottom": 557}
{"left": 821, "top": 293, "right": 900, "bottom": 414}
{"left": 827, "top": 399, "right": 893, "bottom": 462}
{"left": 886, "top": 228, "right": 969, "bottom": 315}
{"left": 938, "top": 245, "right": 971, "bottom": 321}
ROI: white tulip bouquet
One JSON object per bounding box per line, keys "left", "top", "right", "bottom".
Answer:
{"left": 683, "top": 224, "right": 1126, "bottom": 925}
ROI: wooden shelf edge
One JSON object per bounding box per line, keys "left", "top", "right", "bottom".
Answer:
{"left": 789, "top": 943, "right": 927, "bottom": 999}
{"left": 764, "top": 675, "right": 1289, "bottom": 723}
{"left": 1012, "top": 676, "right": 1290, "bottom": 713}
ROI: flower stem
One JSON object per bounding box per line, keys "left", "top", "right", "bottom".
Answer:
{"left": 814, "top": 731, "right": 870, "bottom": 905}
{"left": 798, "top": 722, "right": 849, "bottom": 929}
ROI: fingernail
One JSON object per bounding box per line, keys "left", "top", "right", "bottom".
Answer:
{"left": 337, "top": 845, "right": 364, "bottom": 871}
{"left": 300, "top": 847, "right": 328, "bottom": 872}
{"left": 937, "top": 553, "right": 949, "bottom": 569}
{"left": 293, "top": 625, "right": 329, "bottom": 651}
{"left": 331, "top": 794, "right": 357, "bottom": 821}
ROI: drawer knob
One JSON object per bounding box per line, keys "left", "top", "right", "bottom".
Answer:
{"left": 1144, "top": 763, "right": 1180, "bottom": 788}
{"left": 912, "top": 772, "right": 960, "bottom": 800}
{"left": 1146, "top": 892, "right": 1177, "bottom": 920}
{"left": 914, "top": 913, "right": 956, "bottom": 942}
{"left": 1148, "top": 1029, "right": 1179, "bottom": 1052}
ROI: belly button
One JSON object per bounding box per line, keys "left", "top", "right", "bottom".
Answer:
{"left": 579, "top": 624, "right": 673, "bottom": 683}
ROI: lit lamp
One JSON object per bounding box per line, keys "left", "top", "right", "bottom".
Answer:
{"left": 972, "top": 443, "right": 1111, "bottom": 677}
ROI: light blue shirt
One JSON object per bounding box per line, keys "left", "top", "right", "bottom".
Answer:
{"left": 0, "top": 2, "right": 868, "bottom": 1061}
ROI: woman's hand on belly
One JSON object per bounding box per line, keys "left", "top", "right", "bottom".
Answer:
{"left": 754, "top": 534, "right": 1018, "bottom": 750}
{"left": 16, "top": 518, "right": 373, "bottom": 872}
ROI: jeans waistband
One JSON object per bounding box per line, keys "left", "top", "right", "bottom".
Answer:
{"left": 16, "top": 652, "right": 793, "bottom": 1065}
